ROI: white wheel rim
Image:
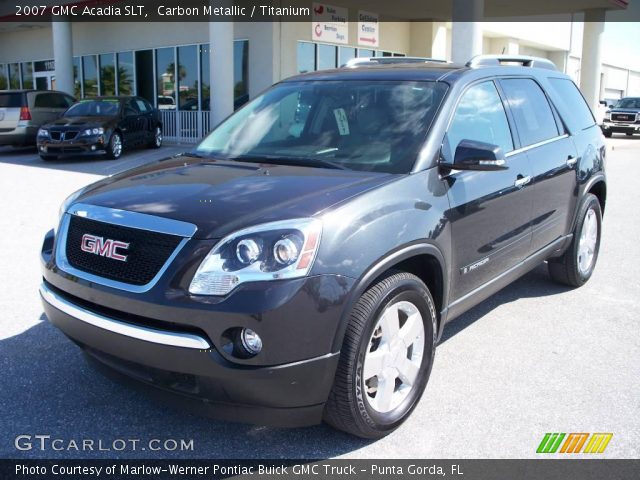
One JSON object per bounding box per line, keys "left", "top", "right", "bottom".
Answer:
{"left": 363, "top": 300, "right": 425, "bottom": 413}
{"left": 578, "top": 208, "right": 598, "bottom": 275}
{"left": 112, "top": 134, "right": 122, "bottom": 157}
{"left": 155, "top": 127, "right": 162, "bottom": 146}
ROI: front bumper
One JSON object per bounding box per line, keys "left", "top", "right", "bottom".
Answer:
{"left": 37, "top": 135, "right": 107, "bottom": 155}
{"left": 601, "top": 121, "right": 640, "bottom": 134}
{"left": 41, "top": 230, "right": 354, "bottom": 427}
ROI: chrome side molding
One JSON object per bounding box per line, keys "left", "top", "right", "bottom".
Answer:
{"left": 40, "top": 283, "right": 211, "bottom": 350}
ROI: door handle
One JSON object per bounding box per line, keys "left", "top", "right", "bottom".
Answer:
{"left": 514, "top": 175, "right": 531, "bottom": 188}
{"left": 566, "top": 156, "right": 578, "bottom": 167}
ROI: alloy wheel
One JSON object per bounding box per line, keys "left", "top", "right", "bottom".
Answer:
{"left": 363, "top": 300, "right": 425, "bottom": 413}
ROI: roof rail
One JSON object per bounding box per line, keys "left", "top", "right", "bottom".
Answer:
{"left": 466, "top": 55, "right": 557, "bottom": 71}
{"left": 342, "top": 57, "right": 450, "bottom": 68}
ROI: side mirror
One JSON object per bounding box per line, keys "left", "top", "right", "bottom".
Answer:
{"left": 441, "top": 139, "right": 508, "bottom": 171}
{"left": 599, "top": 100, "right": 607, "bottom": 106}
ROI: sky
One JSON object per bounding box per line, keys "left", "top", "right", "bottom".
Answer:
{"left": 602, "top": 2, "right": 640, "bottom": 69}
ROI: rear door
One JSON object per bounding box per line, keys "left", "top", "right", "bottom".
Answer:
{"left": 0, "top": 92, "right": 25, "bottom": 131}
{"left": 444, "top": 80, "right": 535, "bottom": 300}
{"left": 498, "top": 78, "right": 578, "bottom": 253}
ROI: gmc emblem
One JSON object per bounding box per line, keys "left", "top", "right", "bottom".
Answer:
{"left": 80, "top": 234, "right": 129, "bottom": 262}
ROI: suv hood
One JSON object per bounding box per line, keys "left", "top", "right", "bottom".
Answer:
{"left": 71, "top": 155, "right": 397, "bottom": 239}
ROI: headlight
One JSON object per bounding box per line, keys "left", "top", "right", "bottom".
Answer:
{"left": 81, "top": 127, "right": 104, "bottom": 136}
{"left": 604, "top": 112, "right": 611, "bottom": 121}
{"left": 189, "top": 218, "right": 322, "bottom": 296}
{"left": 37, "top": 128, "right": 49, "bottom": 138}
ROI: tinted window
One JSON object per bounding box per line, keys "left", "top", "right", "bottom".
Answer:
{"left": 501, "top": 79, "right": 559, "bottom": 146}
{"left": 447, "top": 81, "right": 514, "bottom": 156}
{"left": 614, "top": 98, "right": 640, "bottom": 109}
{"left": 135, "top": 99, "right": 149, "bottom": 112}
{"left": 0, "top": 93, "right": 23, "bottom": 108}
{"left": 549, "top": 78, "right": 596, "bottom": 130}
{"left": 65, "top": 99, "right": 120, "bottom": 117}
{"left": 196, "top": 80, "right": 448, "bottom": 174}
{"left": 34, "top": 93, "right": 72, "bottom": 109}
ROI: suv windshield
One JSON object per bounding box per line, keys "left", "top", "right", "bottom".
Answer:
{"left": 64, "top": 99, "right": 120, "bottom": 117}
{"left": 195, "top": 80, "right": 448, "bottom": 173}
{"left": 614, "top": 98, "right": 640, "bottom": 109}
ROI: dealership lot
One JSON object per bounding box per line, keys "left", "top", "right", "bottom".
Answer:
{"left": 0, "top": 139, "right": 638, "bottom": 459}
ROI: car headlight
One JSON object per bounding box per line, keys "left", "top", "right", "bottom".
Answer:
{"left": 81, "top": 127, "right": 104, "bottom": 136}
{"left": 604, "top": 112, "right": 611, "bottom": 121}
{"left": 189, "top": 218, "right": 322, "bottom": 296}
{"left": 37, "top": 128, "right": 49, "bottom": 138}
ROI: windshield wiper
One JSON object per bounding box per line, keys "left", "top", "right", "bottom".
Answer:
{"left": 231, "top": 155, "right": 348, "bottom": 170}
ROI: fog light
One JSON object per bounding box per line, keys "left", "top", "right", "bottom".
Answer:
{"left": 91, "top": 145, "right": 96, "bottom": 151}
{"left": 240, "top": 328, "right": 262, "bottom": 355}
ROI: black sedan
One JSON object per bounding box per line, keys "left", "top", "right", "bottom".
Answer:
{"left": 37, "top": 96, "right": 163, "bottom": 160}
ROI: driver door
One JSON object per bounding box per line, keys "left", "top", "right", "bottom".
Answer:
{"left": 120, "top": 99, "right": 142, "bottom": 146}
{"left": 443, "top": 80, "right": 535, "bottom": 301}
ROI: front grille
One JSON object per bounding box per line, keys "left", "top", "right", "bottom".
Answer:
{"left": 65, "top": 215, "right": 182, "bottom": 286}
{"left": 611, "top": 113, "right": 637, "bottom": 123}
{"left": 50, "top": 130, "right": 79, "bottom": 141}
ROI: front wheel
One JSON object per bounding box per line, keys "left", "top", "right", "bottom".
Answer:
{"left": 323, "top": 272, "right": 437, "bottom": 438}
{"left": 105, "top": 132, "right": 123, "bottom": 160}
{"left": 148, "top": 126, "right": 162, "bottom": 149}
{"left": 548, "top": 193, "right": 602, "bottom": 287}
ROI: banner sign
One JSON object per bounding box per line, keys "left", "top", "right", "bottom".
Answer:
{"left": 358, "top": 10, "right": 380, "bottom": 47}
{"left": 311, "top": 3, "right": 348, "bottom": 44}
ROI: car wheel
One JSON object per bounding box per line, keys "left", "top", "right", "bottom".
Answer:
{"left": 106, "top": 132, "right": 123, "bottom": 159}
{"left": 323, "top": 271, "right": 437, "bottom": 439}
{"left": 603, "top": 131, "right": 612, "bottom": 138}
{"left": 548, "top": 193, "right": 602, "bottom": 287}
{"left": 625, "top": 133, "right": 634, "bottom": 136}
{"left": 39, "top": 154, "right": 56, "bottom": 161}
{"left": 149, "top": 126, "right": 162, "bottom": 149}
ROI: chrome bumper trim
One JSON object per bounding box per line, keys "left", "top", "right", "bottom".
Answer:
{"left": 40, "top": 283, "right": 211, "bottom": 350}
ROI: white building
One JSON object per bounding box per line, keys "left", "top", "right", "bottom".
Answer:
{"left": 0, "top": 0, "right": 637, "bottom": 142}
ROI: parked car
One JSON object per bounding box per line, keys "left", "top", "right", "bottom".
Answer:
{"left": 0, "top": 90, "right": 75, "bottom": 147}
{"left": 40, "top": 55, "right": 606, "bottom": 438}
{"left": 37, "top": 96, "right": 163, "bottom": 160}
{"left": 600, "top": 97, "right": 640, "bottom": 137}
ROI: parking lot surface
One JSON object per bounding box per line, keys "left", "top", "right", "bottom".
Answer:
{"left": 0, "top": 139, "right": 638, "bottom": 459}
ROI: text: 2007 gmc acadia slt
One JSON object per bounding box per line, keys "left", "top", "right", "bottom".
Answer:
{"left": 40, "top": 55, "right": 606, "bottom": 438}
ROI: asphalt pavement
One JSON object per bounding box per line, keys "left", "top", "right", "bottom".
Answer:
{"left": 0, "top": 138, "right": 638, "bottom": 459}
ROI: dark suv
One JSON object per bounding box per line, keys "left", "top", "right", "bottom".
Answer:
{"left": 40, "top": 55, "right": 606, "bottom": 439}
{"left": 601, "top": 97, "right": 640, "bottom": 137}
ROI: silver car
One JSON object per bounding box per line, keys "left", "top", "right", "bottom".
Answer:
{"left": 0, "top": 90, "right": 75, "bottom": 146}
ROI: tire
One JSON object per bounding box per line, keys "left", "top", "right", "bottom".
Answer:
{"left": 323, "top": 271, "right": 437, "bottom": 439}
{"left": 603, "top": 130, "right": 612, "bottom": 138}
{"left": 148, "top": 125, "right": 162, "bottom": 149}
{"left": 548, "top": 193, "right": 602, "bottom": 287}
{"left": 625, "top": 133, "right": 634, "bottom": 137}
{"left": 39, "top": 154, "right": 56, "bottom": 161}
{"left": 105, "top": 132, "right": 123, "bottom": 160}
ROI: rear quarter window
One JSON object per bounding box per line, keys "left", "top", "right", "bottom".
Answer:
{"left": 546, "top": 78, "right": 596, "bottom": 131}
{"left": 0, "top": 93, "right": 24, "bottom": 108}
{"left": 34, "top": 93, "right": 73, "bottom": 109}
